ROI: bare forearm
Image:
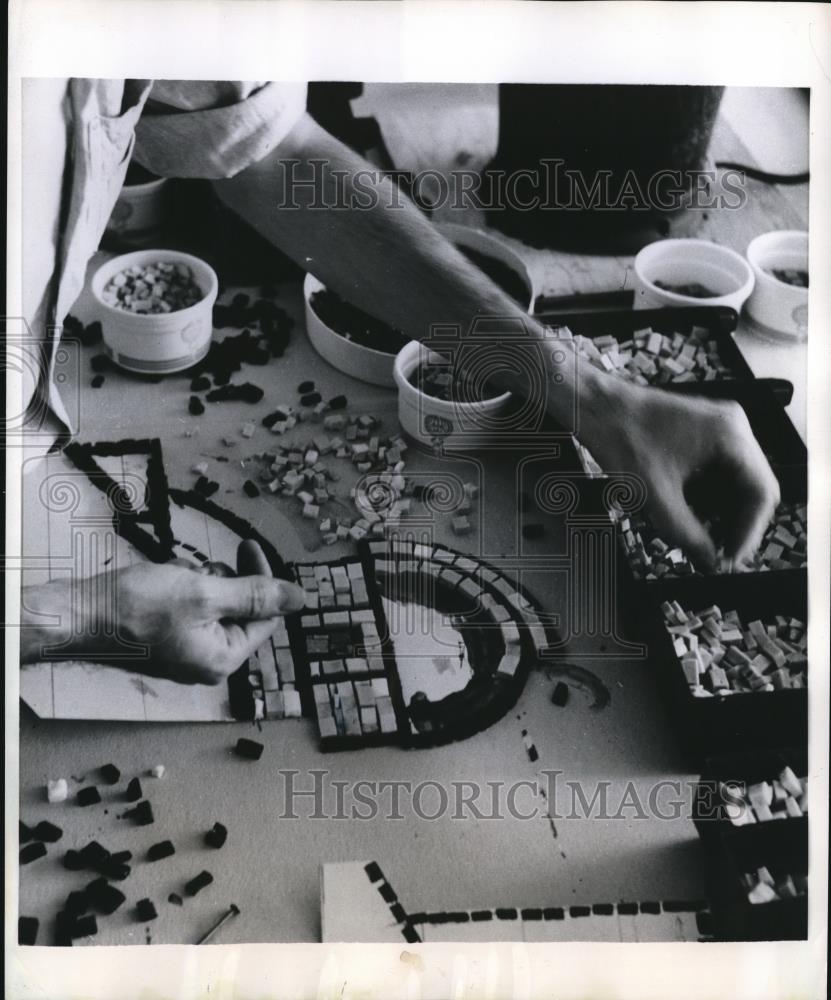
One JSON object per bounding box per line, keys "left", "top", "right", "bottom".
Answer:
{"left": 210, "top": 118, "right": 780, "bottom": 570}
{"left": 211, "top": 113, "right": 612, "bottom": 430}
{"left": 20, "top": 579, "right": 78, "bottom": 663}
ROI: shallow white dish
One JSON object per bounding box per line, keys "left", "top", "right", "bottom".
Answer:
{"left": 393, "top": 340, "right": 513, "bottom": 449}
{"left": 745, "top": 230, "right": 808, "bottom": 341}
{"left": 303, "top": 273, "right": 402, "bottom": 388}
{"left": 633, "top": 238, "right": 755, "bottom": 313}
{"left": 90, "top": 249, "right": 218, "bottom": 374}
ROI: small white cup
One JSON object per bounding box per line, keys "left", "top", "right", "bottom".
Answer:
{"left": 106, "top": 175, "right": 169, "bottom": 244}
{"left": 745, "top": 230, "right": 808, "bottom": 341}
{"left": 393, "top": 340, "right": 512, "bottom": 449}
{"left": 633, "top": 238, "right": 755, "bottom": 312}
{"left": 91, "top": 250, "right": 218, "bottom": 374}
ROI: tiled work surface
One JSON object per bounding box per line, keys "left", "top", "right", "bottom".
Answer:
{"left": 18, "top": 275, "right": 707, "bottom": 943}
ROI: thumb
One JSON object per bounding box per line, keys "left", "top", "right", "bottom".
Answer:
{"left": 204, "top": 574, "right": 306, "bottom": 620}
{"left": 648, "top": 489, "right": 718, "bottom": 573}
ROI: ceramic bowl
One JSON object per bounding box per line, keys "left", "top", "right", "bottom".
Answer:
{"left": 393, "top": 340, "right": 513, "bottom": 449}
{"left": 90, "top": 249, "right": 218, "bottom": 374}
{"left": 633, "top": 238, "right": 755, "bottom": 312}
{"left": 745, "top": 230, "right": 808, "bottom": 341}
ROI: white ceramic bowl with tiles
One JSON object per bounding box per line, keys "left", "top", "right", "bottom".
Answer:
{"left": 393, "top": 340, "right": 512, "bottom": 449}
{"left": 91, "top": 249, "right": 218, "bottom": 374}
{"left": 435, "top": 223, "right": 534, "bottom": 311}
{"left": 303, "top": 273, "right": 404, "bottom": 388}
{"left": 633, "top": 238, "right": 755, "bottom": 312}
{"left": 745, "top": 230, "right": 808, "bottom": 341}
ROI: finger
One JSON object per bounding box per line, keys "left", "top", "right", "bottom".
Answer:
{"left": 647, "top": 483, "right": 718, "bottom": 571}
{"left": 203, "top": 574, "right": 306, "bottom": 620}
{"left": 236, "top": 539, "right": 271, "bottom": 577}
{"left": 719, "top": 458, "right": 780, "bottom": 565}
{"left": 218, "top": 616, "right": 283, "bottom": 666}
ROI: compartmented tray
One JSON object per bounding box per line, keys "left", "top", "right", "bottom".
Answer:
{"left": 705, "top": 812, "right": 808, "bottom": 941}
{"left": 640, "top": 571, "right": 807, "bottom": 759}
{"left": 522, "top": 308, "right": 808, "bottom": 765}
{"left": 541, "top": 304, "right": 762, "bottom": 391}
{"left": 691, "top": 747, "right": 808, "bottom": 841}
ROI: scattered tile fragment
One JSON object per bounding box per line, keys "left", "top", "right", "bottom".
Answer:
{"left": 70, "top": 914, "right": 98, "bottom": 939}
{"left": 204, "top": 822, "right": 228, "bottom": 849}
{"left": 136, "top": 898, "right": 158, "bottom": 922}
{"left": 99, "top": 763, "right": 121, "bottom": 785}
{"left": 47, "top": 778, "right": 69, "bottom": 803}
{"left": 77, "top": 787, "right": 101, "bottom": 807}
{"left": 123, "top": 800, "right": 155, "bottom": 826}
{"left": 86, "top": 878, "right": 126, "bottom": 915}
{"left": 20, "top": 842, "right": 47, "bottom": 864}
{"left": 146, "top": 840, "right": 176, "bottom": 862}
{"left": 234, "top": 737, "right": 264, "bottom": 760}
{"left": 33, "top": 820, "right": 63, "bottom": 843}
{"left": 185, "top": 870, "right": 214, "bottom": 897}
{"left": 125, "top": 777, "right": 143, "bottom": 802}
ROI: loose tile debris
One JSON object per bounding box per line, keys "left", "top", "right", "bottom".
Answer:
{"left": 33, "top": 820, "right": 63, "bottom": 842}
{"left": 146, "top": 840, "right": 176, "bottom": 862}
{"left": 205, "top": 822, "right": 228, "bottom": 849}
{"left": 99, "top": 763, "right": 121, "bottom": 785}
{"left": 77, "top": 787, "right": 101, "bottom": 807}
{"left": 20, "top": 842, "right": 48, "bottom": 864}
{"left": 47, "top": 778, "right": 69, "bottom": 803}
{"left": 135, "top": 898, "right": 158, "bottom": 921}
{"left": 234, "top": 737, "right": 264, "bottom": 761}
{"left": 122, "top": 800, "right": 155, "bottom": 826}
{"left": 125, "top": 777, "right": 143, "bottom": 801}
{"left": 185, "top": 870, "right": 214, "bottom": 897}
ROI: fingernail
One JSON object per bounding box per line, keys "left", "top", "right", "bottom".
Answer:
{"left": 278, "top": 581, "right": 306, "bottom": 613}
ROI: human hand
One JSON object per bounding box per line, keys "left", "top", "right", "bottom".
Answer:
{"left": 577, "top": 374, "right": 781, "bottom": 570}
{"left": 21, "top": 540, "right": 305, "bottom": 685}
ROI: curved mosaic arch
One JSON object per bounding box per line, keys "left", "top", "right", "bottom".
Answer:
{"left": 44, "top": 437, "right": 552, "bottom": 747}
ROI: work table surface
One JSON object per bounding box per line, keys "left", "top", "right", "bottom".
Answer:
{"left": 17, "top": 91, "right": 809, "bottom": 946}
